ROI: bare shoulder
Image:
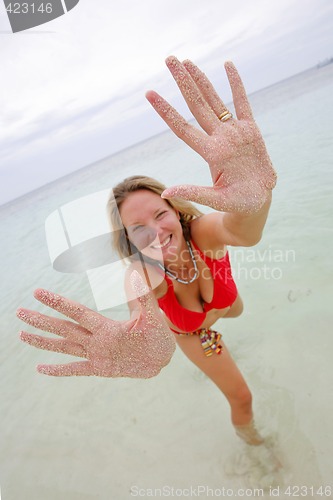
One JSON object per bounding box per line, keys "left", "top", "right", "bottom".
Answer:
{"left": 190, "top": 213, "right": 227, "bottom": 255}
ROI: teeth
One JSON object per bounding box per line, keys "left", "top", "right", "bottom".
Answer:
{"left": 152, "top": 235, "right": 171, "bottom": 249}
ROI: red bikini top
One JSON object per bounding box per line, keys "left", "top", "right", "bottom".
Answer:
{"left": 157, "top": 239, "right": 238, "bottom": 332}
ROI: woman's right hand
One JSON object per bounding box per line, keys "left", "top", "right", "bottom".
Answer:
{"left": 17, "top": 271, "right": 176, "bottom": 378}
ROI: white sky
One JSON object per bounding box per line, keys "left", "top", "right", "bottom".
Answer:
{"left": 1, "top": 0, "right": 332, "bottom": 204}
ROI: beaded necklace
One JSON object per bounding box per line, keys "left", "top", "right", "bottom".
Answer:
{"left": 157, "top": 239, "right": 198, "bottom": 284}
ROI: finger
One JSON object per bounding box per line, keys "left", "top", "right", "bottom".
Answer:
{"left": 129, "top": 270, "right": 165, "bottom": 320}
{"left": 145, "top": 90, "right": 206, "bottom": 155}
{"left": 37, "top": 361, "right": 92, "bottom": 377}
{"left": 20, "top": 331, "right": 86, "bottom": 357}
{"left": 224, "top": 61, "right": 253, "bottom": 120}
{"left": 33, "top": 289, "right": 114, "bottom": 332}
{"left": 165, "top": 56, "right": 219, "bottom": 134}
{"left": 16, "top": 308, "right": 88, "bottom": 342}
{"left": 129, "top": 271, "right": 175, "bottom": 351}
{"left": 162, "top": 184, "right": 225, "bottom": 208}
{"left": 161, "top": 184, "right": 264, "bottom": 213}
{"left": 129, "top": 270, "right": 155, "bottom": 306}
{"left": 182, "top": 59, "right": 229, "bottom": 118}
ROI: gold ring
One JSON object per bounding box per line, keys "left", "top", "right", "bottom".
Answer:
{"left": 218, "top": 110, "right": 233, "bottom": 122}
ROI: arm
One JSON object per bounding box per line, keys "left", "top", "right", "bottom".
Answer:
{"left": 190, "top": 191, "right": 272, "bottom": 249}
{"left": 219, "top": 191, "right": 272, "bottom": 247}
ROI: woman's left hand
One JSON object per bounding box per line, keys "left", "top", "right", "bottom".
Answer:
{"left": 146, "top": 56, "right": 277, "bottom": 214}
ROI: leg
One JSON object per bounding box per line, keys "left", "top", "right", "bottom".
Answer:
{"left": 175, "top": 333, "right": 252, "bottom": 425}
{"left": 175, "top": 333, "right": 264, "bottom": 445}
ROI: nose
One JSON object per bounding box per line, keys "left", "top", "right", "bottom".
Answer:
{"left": 151, "top": 229, "right": 166, "bottom": 248}
{"left": 141, "top": 223, "right": 167, "bottom": 250}
{"left": 131, "top": 226, "right": 157, "bottom": 250}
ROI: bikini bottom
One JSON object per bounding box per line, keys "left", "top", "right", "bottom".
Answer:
{"left": 186, "top": 328, "right": 223, "bottom": 357}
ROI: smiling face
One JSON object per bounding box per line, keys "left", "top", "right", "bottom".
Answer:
{"left": 119, "top": 189, "right": 185, "bottom": 264}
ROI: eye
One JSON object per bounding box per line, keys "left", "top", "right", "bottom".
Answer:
{"left": 156, "top": 211, "right": 167, "bottom": 218}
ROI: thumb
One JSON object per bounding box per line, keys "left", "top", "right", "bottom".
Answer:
{"left": 129, "top": 270, "right": 154, "bottom": 307}
{"left": 129, "top": 270, "right": 163, "bottom": 326}
{"left": 162, "top": 184, "right": 230, "bottom": 211}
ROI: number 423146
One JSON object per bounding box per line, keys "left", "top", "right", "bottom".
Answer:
{"left": 283, "top": 485, "right": 332, "bottom": 497}
{"left": 6, "top": 3, "right": 53, "bottom": 14}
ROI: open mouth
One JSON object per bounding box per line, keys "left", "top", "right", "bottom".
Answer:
{"left": 151, "top": 235, "right": 172, "bottom": 249}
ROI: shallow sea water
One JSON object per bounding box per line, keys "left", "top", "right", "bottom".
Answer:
{"left": 1, "top": 64, "right": 333, "bottom": 499}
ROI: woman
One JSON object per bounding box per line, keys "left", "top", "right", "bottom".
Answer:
{"left": 17, "top": 56, "right": 277, "bottom": 446}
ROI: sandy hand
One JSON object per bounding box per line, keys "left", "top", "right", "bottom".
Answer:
{"left": 146, "top": 57, "right": 277, "bottom": 214}
{"left": 17, "top": 271, "right": 176, "bottom": 378}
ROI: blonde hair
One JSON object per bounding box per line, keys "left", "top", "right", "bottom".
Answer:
{"left": 107, "top": 175, "right": 203, "bottom": 261}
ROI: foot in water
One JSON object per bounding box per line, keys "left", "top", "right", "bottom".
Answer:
{"left": 234, "top": 419, "right": 282, "bottom": 472}
{"left": 234, "top": 419, "right": 265, "bottom": 446}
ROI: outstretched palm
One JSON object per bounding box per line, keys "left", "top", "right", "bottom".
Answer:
{"left": 17, "top": 271, "right": 176, "bottom": 378}
{"left": 146, "top": 57, "right": 277, "bottom": 214}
